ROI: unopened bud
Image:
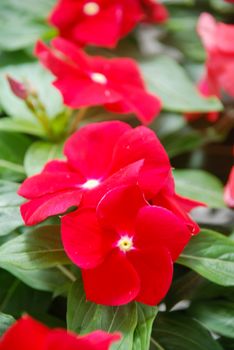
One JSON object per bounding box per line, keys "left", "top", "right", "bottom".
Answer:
{"left": 6, "top": 75, "right": 28, "bottom": 100}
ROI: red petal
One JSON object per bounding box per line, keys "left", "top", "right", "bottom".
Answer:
{"left": 135, "top": 206, "right": 191, "bottom": 261}
{"left": 129, "top": 248, "right": 173, "bottom": 305}
{"left": 82, "top": 160, "right": 144, "bottom": 206}
{"left": 64, "top": 121, "right": 130, "bottom": 178}
{"left": 97, "top": 185, "right": 147, "bottom": 233}
{"left": 61, "top": 208, "right": 114, "bottom": 269}
{"left": 224, "top": 166, "right": 234, "bottom": 208}
{"left": 0, "top": 315, "right": 49, "bottom": 350}
{"left": 18, "top": 172, "right": 83, "bottom": 199}
{"left": 20, "top": 189, "right": 83, "bottom": 225}
{"left": 82, "top": 251, "right": 140, "bottom": 305}
{"left": 46, "top": 329, "right": 121, "bottom": 350}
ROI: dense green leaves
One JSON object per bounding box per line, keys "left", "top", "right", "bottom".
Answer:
{"left": 150, "top": 312, "right": 223, "bottom": 350}
{"left": 173, "top": 169, "right": 224, "bottom": 208}
{"left": 24, "top": 141, "right": 64, "bottom": 176}
{"left": 0, "top": 225, "right": 70, "bottom": 270}
{"left": 178, "top": 229, "right": 234, "bottom": 286}
{"left": 67, "top": 279, "right": 157, "bottom": 350}
{"left": 189, "top": 301, "right": 234, "bottom": 338}
{"left": 140, "top": 56, "right": 222, "bottom": 113}
{"left": 0, "top": 313, "right": 15, "bottom": 336}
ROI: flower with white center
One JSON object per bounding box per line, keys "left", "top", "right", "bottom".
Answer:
{"left": 83, "top": 2, "right": 100, "bottom": 16}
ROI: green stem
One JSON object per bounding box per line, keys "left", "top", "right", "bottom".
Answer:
{"left": 68, "top": 107, "right": 88, "bottom": 134}
{"left": 0, "top": 280, "right": 20, "bottom": 311}
{"left": 57, "top": 265, "right": 76, "bottom": 282}
{"left": 150, "top": 337, "right": 165, "bottom": 350}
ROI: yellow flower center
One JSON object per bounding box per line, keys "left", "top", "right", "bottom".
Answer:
{"left": 83, "top": 2, "right": 100, "bottom": 16}
{"left": 117, "top": 236, "right": 133, "bottom": 253}
{"left": 91, "top": 72, "right": 107, "bottom": 84}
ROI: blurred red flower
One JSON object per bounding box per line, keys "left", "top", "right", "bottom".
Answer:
{"left": 35, "top": 38, "right": 161, "bottom": 124}
{"left": 0, "top": 315, "right": 120, "bottom": 350}
{"left": 224, "top": 166, "right": 234, "bottom": 208}
{"left": 62, "top": 185, "right": 192, "bottom": 306}
{"left": 197, "top": 13, "right": 234, "bottom": 101}
{"left": 49, "top": 0, "right": 168, "bottom": 48}
{"left": 18, "top": 121, "right": 171, "bottom": 225}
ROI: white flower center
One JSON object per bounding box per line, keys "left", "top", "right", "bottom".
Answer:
{"left": 117, "top": 236, "right": 134, "bottom": 253}
{"left": 91, "top": 72, "right": 107, "bottom": 84}
{"left": 82, "top": 179, "right": 100, "bottom": 189}
{"left": 83, "top": 2, "right": 100, "bottom": 16}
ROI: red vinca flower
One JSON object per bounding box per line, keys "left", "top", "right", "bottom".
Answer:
{"left": 140, "top": 0, "right": 168, "bottom": 24}
{"left": 62, "top": 185, "right": 192, "bottom": 306}
{"left": 197, "top": 13, "right": 234, "bottom": 101}
{"left": 0, "top": 315, "right": 120, "bottom": 350}
{"left": 18, "top": 121, "right": 171, "bottom": 225}
{"left": 49, "top": 0, "right": 168, "bottom": 48}
{"left": 224, "top": 166, "right": 234, "bottom": 208}
{"left": 35, "top": 38, "right": 161, "bottom": 124}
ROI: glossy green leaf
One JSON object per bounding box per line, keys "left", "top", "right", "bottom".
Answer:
{"left": 67, "top": 278, "right": 138, "bottom": 350}
{"left": 0, "top": 225, "right": 70, "bottom": 270}
{"left": 151, "top": 312, "right": 223, "bottom": 350}
{"left": 24, "top": 141, "right": 64, "bottom": 176}
{"left": 0, "top": 180, "right": 24, "bottom": 235}
{"left": 189, "top": 301, "right": 234, "bottom": 338}
{"left": 173, "top": 169, "right": 224, "bottom": 208}
{"left": 178, "top": 229, "right": 234, "bottom": 286}
{"left": 0, "top": 313, "right": 15, "bottom": 336}
{"left": 0, "top": 118, "right": 44, "bottom": 137}
{"left": 0, "top": 0, "right": 56, "bottom": 51}
{"left": 133, "top": 304, "right": 158, "bottom": 350}
{"left": 140, "top": 56, "right": 222, "bottom": 113}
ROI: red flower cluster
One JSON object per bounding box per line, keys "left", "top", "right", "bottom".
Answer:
{"left": 0, "top": 315, "right": 120, "bottom": 350}
{"left": 49, "top": 0, "right": 168, "bottom": 48}
{"left": 19, "top": 121, "right": 203, "bottom": 306}
{"left": 196, "top": 13, "right": 234, "bottom": 118}
{"left": 35, "top": 38, "right": 161, "bottom": 124}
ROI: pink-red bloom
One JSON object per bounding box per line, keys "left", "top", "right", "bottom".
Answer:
{"left": 49, "top": 0, "right": 168, "bottom": 48}
{"left": 62, "top": 185, "right": 192, "bottom": 306}
{"left": 224, "top": 166, "right": 234, "bottom": 208}
{"left": 0, "top": 315, "right": 120, "bottom": 350}
{"left": 18, "top": 121, "right": 171, "bottom": 225}
{"left": 197, "top": 13, "right": 234, "bottom": 101}
{"left": 35, "top": 38, "right": 161, "bottom": 124}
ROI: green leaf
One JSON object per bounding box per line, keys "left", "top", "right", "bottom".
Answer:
{"left": 67, "top": 278, "right": 138, "bottom": 350}
{"left": 24, "top": 141, "right": 64, "bottom": 176}
{"left": 0, "top": 0, "right": 56, "bottom": 51}
{"left": 140, "top": 56, "right": 222, "bottom": 113}
{"left": 178, "top": 229, "right": 234, "bottom": 286}
{"left": 173, "top": 169, "right": 224, "bottom": 208}
{"left": 0, "top": 312, "right": 15, "bottom": 336}
{"left": 151, "top": 312, "right": 223, "bottom": 350}
{"left": 133, "top": 304, "right": 158, "bottom": 350}
{"left": 0, "top": 118, "right": 44, "bottom": 137}
{"left": 189, "top": 301, "right": 234, "bottom": 338}
{"left": 0, "top": 225, "right": 70, "bottom": 270}
{"left": 0, "top": 63, "right": 63, "bottom": 122}
{"left": 0, "top": 180, "right": 24, "bottom": 235}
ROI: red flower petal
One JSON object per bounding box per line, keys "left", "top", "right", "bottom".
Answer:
{"left": 64, "top": 121, "right": 130, "bottom": 178}
{"left": 82, "top": 250, "right": 140, "bottom": 305}
{"left": 18, "top": 172, "right": 83, "bottom": 199}
{"left": 97, "top": 185, "right": 147, "bottom": 233}
{"left": 0, "top": 315, "right": 49, "bottom": 350}
{"left": 224, "top": 166, "right": 234, "bottom": 208}
{"left": 129, "top": 247, "right": 173, "bottom": 305}
{"left": 46, "top": 330, "right": 121, "bottom": 350}
{"left": 135, "top": 206, "right": 191, "bottom": 261}
{"left": 61, "top": 208, "right": 114, "bottom": 269}
{"left": 20, "top": 189, "right": 83, "bottom": 225}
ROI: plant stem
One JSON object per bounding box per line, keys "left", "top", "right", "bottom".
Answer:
{"left": 150, "top": 337, "right": 165, "bottom": 350}
{"left": 68, "top": 107, "right": 88, "bottom": 134}
{"left": 57, "top": 265, "right": 76, "bottom": 282}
